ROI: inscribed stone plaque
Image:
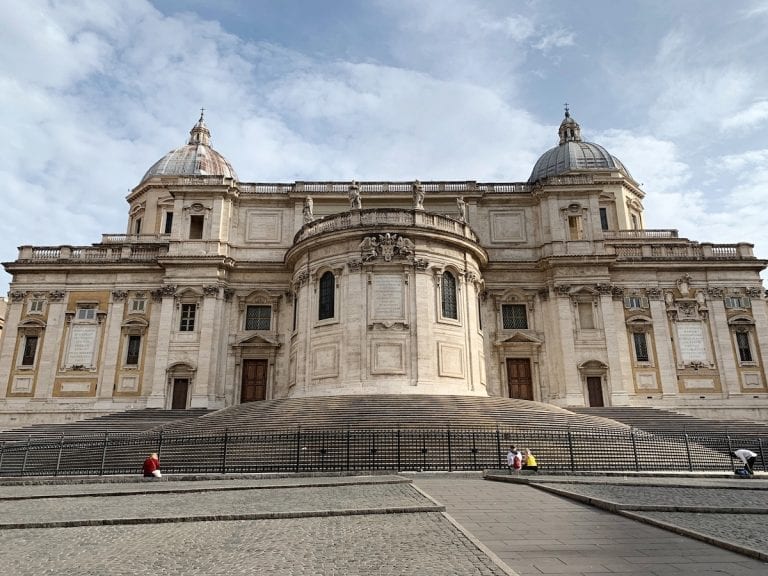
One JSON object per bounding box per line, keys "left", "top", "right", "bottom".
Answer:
{"left": 246, "top": 211, "right": 282, "bottom": 243}
{"left": 67, "top": 325, "right": 97, "bottom": 367}
{"left": 490, "top": 210, "right": 526, "bottom": 243}
{"left": 373, "top": 275, "right": 404, "bottom": 319}
{"left": 676, "top": 323, "right": 707, "bottom": 362}
{"left": 11, "top": 376, "right": 32, "bottom": 394}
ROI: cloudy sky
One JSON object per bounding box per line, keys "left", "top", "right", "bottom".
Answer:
{"left": 2, "top": 0, "right": 768, "bottom": 295}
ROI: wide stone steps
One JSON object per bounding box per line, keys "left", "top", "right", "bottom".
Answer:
{"left": 0, "top": 408, "right": 213, "bottom": 442}
{"left": 569, "top": 407, "right": 768, "bottom": 436}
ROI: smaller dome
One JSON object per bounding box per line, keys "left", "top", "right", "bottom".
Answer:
{"left": 528, "top": 109, "right": 632, "bottom": 183}
{"left": 141, "top": 113, "right": 238, "bottom": 183}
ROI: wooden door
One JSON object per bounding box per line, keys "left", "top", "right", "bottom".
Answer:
{"left": 241, "top": 359, "right": 268, "bottom": 403}
{"left": 586, "top": 377, "right": 604, "bottom": 407}
{"left": 506, "top": 359, "right": 533, "bottom": 400}
{"left": 171, "top": 378, "right": 189, "bottom": 409}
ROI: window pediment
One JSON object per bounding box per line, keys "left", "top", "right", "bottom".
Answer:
{"left": 496, "top": 331, "right": 542, "bottom": 345}
{"left": 234, "top": 333, "right": 281, "bottom": 347}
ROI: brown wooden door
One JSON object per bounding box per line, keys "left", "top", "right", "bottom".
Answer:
{"left": 171, "top": 378, "right": 189, "bottom": 409}
{"left": 506, "top": 359, "right": 533, "bottom": 400}
{"left": 241, "top": 359, "right": 268, "bottom": 403}
{"left": 586, "top": 377, "right": 604, "bottom": 407}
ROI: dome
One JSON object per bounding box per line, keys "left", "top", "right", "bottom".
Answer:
{"left": 528, "top": 109, "right": 632, "bottom": 183}
{"left": 140, "top": 113, "right": 238, "bottom": 183}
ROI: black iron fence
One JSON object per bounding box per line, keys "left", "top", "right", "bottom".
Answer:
{"left": 0, "top": 427, "right": 765, "bottom": 477}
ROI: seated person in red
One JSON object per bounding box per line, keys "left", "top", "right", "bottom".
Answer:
{"left": 143, "top": 452, "right": 162, "bottom": 478}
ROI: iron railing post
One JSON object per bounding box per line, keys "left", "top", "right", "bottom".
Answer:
{"left": 567, "top": 429, "right": 575, "bottom": 472}
{"left": 397, "top": 428, "right": 401, "bottom": 471}
{"left": 726, "top": 434, "right": 734, "bottom": 472}
{"left": 100, "top": 432, "right": 109, "bottom": 475}
{"left": 630, "top": 428, "right": 639, "bottom": 471}
{"left": 221, "top": 428, "right": 229, "bottom": 474}
{"left": 759, "top": 437, "right": 766, "bottom": 472}
{"left": 0, "top": 441, "right": 4, "bottom": 475}
{"left": 683, "top": 433, "right": 693, "bottom": 471}
{"left": 346, "top": 427, "right": 351, "bottom": 471}
{"left": 447, "top": 428, "right": 452, "bottom": 472}
{"left": 495, "top": 426, "right": 502, "bottom": 470}
{"left": 55, "top": 433, "right": 64, "bottom": 476}
{"left": 157, "top": 429, "right": 164, "bottom": 460}
{"left": 21, "top": 435, "right": 31, "bottom": 477}
{"left": 295, "top": 428, "right": 301, "bottom": 473}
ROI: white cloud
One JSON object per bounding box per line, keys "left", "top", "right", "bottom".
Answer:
{"left": 533, "top": 29, "right": 575, "bottom": 51}
{"left": 721, "top": 100, "right": 768, "bottom": 131}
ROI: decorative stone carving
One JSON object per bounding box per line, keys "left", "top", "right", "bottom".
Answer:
{"left": 676, "top": 273, "right": 692, "bottom": 296}
{"left": 223, "top": 289, "right": 234, "bottom": 302}
{"left": 746, "top": 287, "right": 763, "bottom": 298}
{"left": 348, "top": 180, "right": 361, "bottom": 210}
{"left": 412, "top": 258, "right": 429, "bottom": 270}
{"left": 664, "top": 291, "right": 674, "bottom": 306}
{"left": 707, "top": 286, "right": 724, "bottom": 298}
{"left": 456, "top": 196, "right": 466, "bottom": 222}
{"left": 412, "top": 180, "right": 425, "bottom": 210}
{"left": 359, "top": 233, "right": 415, "bottom": 263}
{"left": 160, "top": 285, "right": 177, "bottom": 297}
{"left": 695, "top": 290, "right": 706, "bottom": 305}
{"left": 555, "top": 284, "right": 571, "bottom": 296}
{"left": 595, "top": 283, "right": 613, "bottom": 295}
{"left": 611, "top": 286, "right": 625, "bottom": 299}
{"left": 537, "top": 288, "right": 550, "bottom": 301}
{"left": 48, "top": 290, "right": 65, "bottom": 302}
{"left": 646, "top": 287, "right": 662, "bottom": 300}
{"left": 303, "top": 196, "right": 314, "bottom": 223}
{"left": 10, "top": 291, "right": 26, "bottom": 302}
{"left": 347, "top": 259, "right": 363, "bottom": 272}
{"left": 203, "top": 285, "right": 219, "bottom": 297}
{"left": 111, "top": 291, "right": 128, "bottom": 301}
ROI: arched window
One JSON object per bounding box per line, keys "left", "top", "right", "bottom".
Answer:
{"left": 441, "top": 272, "right": 458, "bottom": 319}
{"left": 318, "top": 271, "right": 335, "bottom": 320}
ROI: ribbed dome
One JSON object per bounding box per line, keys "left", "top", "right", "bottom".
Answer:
{"left": 529, "top": 109, "right": 632, "bottom": 183}
{"left": 141, "top": 113, "right": 238, "bottom": 183}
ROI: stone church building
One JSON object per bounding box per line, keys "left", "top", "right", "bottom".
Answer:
{"left": 1, "top": 111, "right": 766, "bottom": 424}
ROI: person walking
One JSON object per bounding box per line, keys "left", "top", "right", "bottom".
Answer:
{"left": 732, "top": 448, "right": 758, "bottom": 475}
{"left": 143, "top": 452, "right": 162, "bottom": 478}
{"left": 522, "top": 449, "right": 538, "bottom": 472}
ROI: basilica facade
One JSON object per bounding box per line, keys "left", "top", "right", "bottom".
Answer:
{"left": 1, "top": 111, "right": 766, "bottom": 425}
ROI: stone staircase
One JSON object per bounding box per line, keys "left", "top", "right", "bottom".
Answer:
{"left": 569, "top": 407, "right": 768, "bottom": 436}
{"left": 0, "top": 408, "right": 213, "bottom": 443}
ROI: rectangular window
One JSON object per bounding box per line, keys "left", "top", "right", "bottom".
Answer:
{"left": 623, "top": 296, "right": 648, "bottom": 309}
{"left": 292, "top": 294, "right": 298, "bottom": 331}
{"left": 77, "top": 307, "right": 96, "bottom": 320}
{"left": 126, "top": 335, "right": 141, "bottom": 365}
{"left": 724, "top": 296, "right": 751, "bottom": 309}
{"left": 599, "top": 208, "right": 609, "bottom": 231}
{"left": 164, "top": 211, "right": 174, "bottom": 234}
{"left": 631, "top": 214, "right": 639, "bottom": 229}
{"left": 578, "top": 302, "right": 595, "bottom": 329}
{"left": 189, "top": 215, "right": 204, "bottom": 239}
{"left": 28, "top": 300, "right": 45, "bottom": 314}
{"left": 179, "top": 303, "right": 196, "bottom": 331}
{"left": 477, "top": 296, "right": 483, "bottom": 330}
{"left": 568, "top": 216, "right": 584, "bottom": 240}
{"left": 130, "top": 299, "right": 146, "bottom": 313}
{"left": 736, "top": 332, "right": 753, "bottom": 362}
{"left": 633, "top": 332, "right": 650, "bottom": 362}
{"left": 21, "top": 335, "right": 38, "bottom": 366}
{"left": 245, "top": 305, "right": 272, "bottom": 330}
{"left": 501, "top": 304, "right": 528, "bottom": 329}
{"left": 134, "top": 217, "right": 142, "bottom": 234}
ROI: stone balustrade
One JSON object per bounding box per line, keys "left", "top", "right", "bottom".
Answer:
{"left": 17, "top": 244, "right": 167, "bottom": 262}
{"left": 606, "top": 240, "right": 754, "bottom": 260}
{"left": 293, "top": 208, "right": 478, "bottom": 244}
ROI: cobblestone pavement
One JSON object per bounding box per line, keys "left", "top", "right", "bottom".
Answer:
{"left": 536, "top": 482, "right": 768, "bottom": 509}
{"left": 0, "top": 482, "right": 433, "bottom": 526}
{"left": 0, "top": 513, "right": 510, "bottom": 576}
{"left": 413, "top": 476, "right": 768, "bottom": 575}
{"left": 633, "top": 511, "right": 768, "bottom": 558}
{"left": 0, "top": 474, "right": 405, "bottom": 499}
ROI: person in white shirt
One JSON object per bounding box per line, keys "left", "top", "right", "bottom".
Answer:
{"left": 732, "top": 449, "right": 758, "bottom": 475}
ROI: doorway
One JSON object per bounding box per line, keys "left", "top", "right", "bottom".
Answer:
{"left": 586, "top": 376, "right": 604, "bottom": 407}
{"left": 506, "top": 358, "right": 533, "bottom": 400}
{"left": 241, "top": 359, "right": 268, "bottom": 403}
{"left": 171, "top": 378, "right": 189, "bottom": 409}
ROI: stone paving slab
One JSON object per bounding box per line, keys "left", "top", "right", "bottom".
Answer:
{"left": 536, "top": 483, "right": 768, "bottom": 509}
{"left": 0, "top": 482, "right": 435, "bottom": 527}
{"left": 0, "top": 512, "right": 512, "bottom": 576}
{"left": 0, "top": 474, "right": 407, "bottom": 499}
{"left": 412, "top": 477, "right": 768, "bottom": 575}
{"left": 629, "top": 511, "right": 768, "bottom": 561}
